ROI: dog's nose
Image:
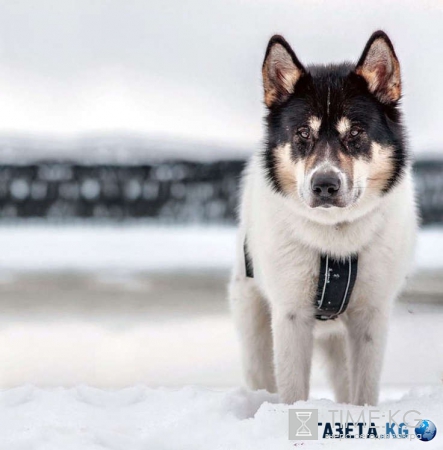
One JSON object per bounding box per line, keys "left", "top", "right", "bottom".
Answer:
{"left": 311, "top": 171, "right": 341, "bottom": 198}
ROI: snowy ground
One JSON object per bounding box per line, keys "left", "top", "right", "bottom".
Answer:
{"left": 0, "top": 223, "right": 441, "bottom": 272}
{"left": 0, "top": 385, "right": 442, "bottom": 449}
{"left": 0, "top": 224, "right": 441, "bottom": 448}
{"left": 0, "top": 271, "right": 440, "bottom": 389}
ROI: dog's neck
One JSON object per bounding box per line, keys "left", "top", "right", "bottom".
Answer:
{"left": 259, "top": 170, "right": 397, "bottom": 257}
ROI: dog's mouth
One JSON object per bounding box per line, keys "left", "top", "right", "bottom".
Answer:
{"left": 310, "top": 198, "right": 346, "bottom": 209}
{"left": 300, "top": 188, "right": 362, "bottom": 210}
{"left": 308, "top": 197, "right": 348, "bottom": 209}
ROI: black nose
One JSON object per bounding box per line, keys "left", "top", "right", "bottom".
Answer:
{"left": 311, "top": 171, "right": 341, "bottom": 198}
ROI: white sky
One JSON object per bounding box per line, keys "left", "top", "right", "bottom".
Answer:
{"left": 0, "top": 0, "right": 441, "bottom": 154}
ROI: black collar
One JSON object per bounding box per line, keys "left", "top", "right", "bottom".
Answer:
{"left": 244, "top": 239, "right": 358, "bottom": 321}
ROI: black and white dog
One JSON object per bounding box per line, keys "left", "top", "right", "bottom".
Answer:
{"left": 229, "top": 31, "right": 417, "bottom": 406}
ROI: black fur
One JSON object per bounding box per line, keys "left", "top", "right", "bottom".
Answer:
{"left": 263, "top": 32, "right": 407, "bottom": 195}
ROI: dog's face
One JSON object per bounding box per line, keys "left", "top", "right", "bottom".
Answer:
{"left": 262, "top": 31, "right": 406, "bottom": 211}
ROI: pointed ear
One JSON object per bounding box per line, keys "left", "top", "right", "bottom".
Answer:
{"left": 262, "top": 35, "right": 305, "bottom": 108}
{"left": 355, "top": 31, "right": 401, "bottom": 104}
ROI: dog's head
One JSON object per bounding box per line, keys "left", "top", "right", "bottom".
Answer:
{"left": 262, "top": 31, "right": 406, "bottom": 214}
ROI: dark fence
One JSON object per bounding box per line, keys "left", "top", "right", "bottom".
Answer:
{"left": 0, "top": 161, "right": 243, "bottom": 223}
{"left": 413, "top": 161, "right": 443, "bottom": 225}
{"left": 0, "top": 159, "right": 440, "bottom": 225}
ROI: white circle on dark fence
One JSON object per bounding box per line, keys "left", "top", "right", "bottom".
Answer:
{"left": 81, "top": 179, "right": 100, "bottom": 200}
{"left": 124, "top": 180, "right": 142, "bottom": 200}
{"left": 10, "top": 179, "right": 30, "bottom": 200}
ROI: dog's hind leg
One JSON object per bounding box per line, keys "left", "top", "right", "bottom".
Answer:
{"left": 318, "top": 332, "right": 351, "bottom": 404}
{"left": 229, "top": 277, "right": 276, "bottom": 393}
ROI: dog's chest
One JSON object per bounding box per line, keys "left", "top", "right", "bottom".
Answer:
{"left": 250, "top": 235, "right": 359, "bottom": 321}
{"left": 251, "top": 235, "right": 321, "bottom": 308}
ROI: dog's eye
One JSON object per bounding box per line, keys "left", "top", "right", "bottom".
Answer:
{"left": 350, "top": 127, "right": 361, "bottom": 137}
{"left": 297, "top": 127, "right": 310, "bottom": 139}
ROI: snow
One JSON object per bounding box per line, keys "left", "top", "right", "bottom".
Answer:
{"left": 414, "top": 228, "right": 443, "bottom": 270}
{"left": 0, "top": 295, "right": 439, "bottom": 388}
{"left": 0, "top": 224, "right": 440, "bottom": 448}
{"left": 0, "top": 224, "right": 236, "bottom": 273}
{"left": 0, "top": 224, "right": 440, "bottom": 272}
{"left": 0, "top": 134, "right": 252, "bottom": 163}
{"left": 0, "top": 316, "right": 242, "bottom": 388}
{"left": 0, "top": 385, "right": 441, "bottom": 449}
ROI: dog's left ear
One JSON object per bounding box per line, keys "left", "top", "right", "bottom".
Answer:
{"left": 355, "top": 31, "right": 401, "bottom": 104}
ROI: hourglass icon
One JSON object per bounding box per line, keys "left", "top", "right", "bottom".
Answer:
{"left": 296, "top": 411, "right": 312, "bottom": 437}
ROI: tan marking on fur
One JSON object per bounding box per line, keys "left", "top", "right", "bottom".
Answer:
{"left": 353, "top": 157, "right": 371, "bottom": 189}
{"left": 263, "top": 44, "right": 302, "bottom": 108}
{"left": 367, "top": 142, "right": 395, "bottom": 191}
{"left": 336, "top": 117, "right": 351, "bottom": 136}
{"left": 304, "top": 151, "right": 319, "bottom": 174}
{"left": 304, "top": 142, "right": 332, "bottom": 175}
{"left": 356, "top": 38, "right": 401, "bottom": 103}
{"left": 337, "top": 150, "right": 354, "bottom": 183}
{"left": 308, "top": 116, "right": 321, "bottom": 137}
{"left": 273, "top": 143, "right": 298, "bottom": 194}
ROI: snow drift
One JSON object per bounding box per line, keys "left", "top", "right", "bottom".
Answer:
{"left": 0, "top": 385, "right": 442, "bottom": 449}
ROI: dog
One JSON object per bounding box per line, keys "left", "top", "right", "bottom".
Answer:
{"left": 229, "top": 31, "right": 417, "bottom": 406}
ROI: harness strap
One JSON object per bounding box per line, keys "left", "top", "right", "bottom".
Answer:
{"left": 243, "top": 238, "right": 358, "bottom": 320}
{"left": 315, "top": 254, "right": 358, "bottom": 320}
{"left": 244, "top": 239, "right": 254, "bottom": 278}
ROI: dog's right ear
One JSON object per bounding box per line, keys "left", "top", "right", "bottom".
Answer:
{"left": 262, "top": 35, "right": 305, "bottom": 108}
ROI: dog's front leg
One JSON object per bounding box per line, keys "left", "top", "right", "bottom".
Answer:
{"left": 272, "top": 306, "right": 314, "bottom": 404}
{"left": 346, "top": 305, "right": 389, "bottom": 406}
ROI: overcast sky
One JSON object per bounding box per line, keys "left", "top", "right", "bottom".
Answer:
{"left": 0, "top": 0, "right": 441, "bottom": 155}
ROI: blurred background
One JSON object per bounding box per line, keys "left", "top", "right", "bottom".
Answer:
{"left": 0, "top": 0, "right": 441, "bottom": 396}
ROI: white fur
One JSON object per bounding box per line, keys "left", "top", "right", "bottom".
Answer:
{"left": 229, "top": 153, "right": 417, "bottom": 405}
